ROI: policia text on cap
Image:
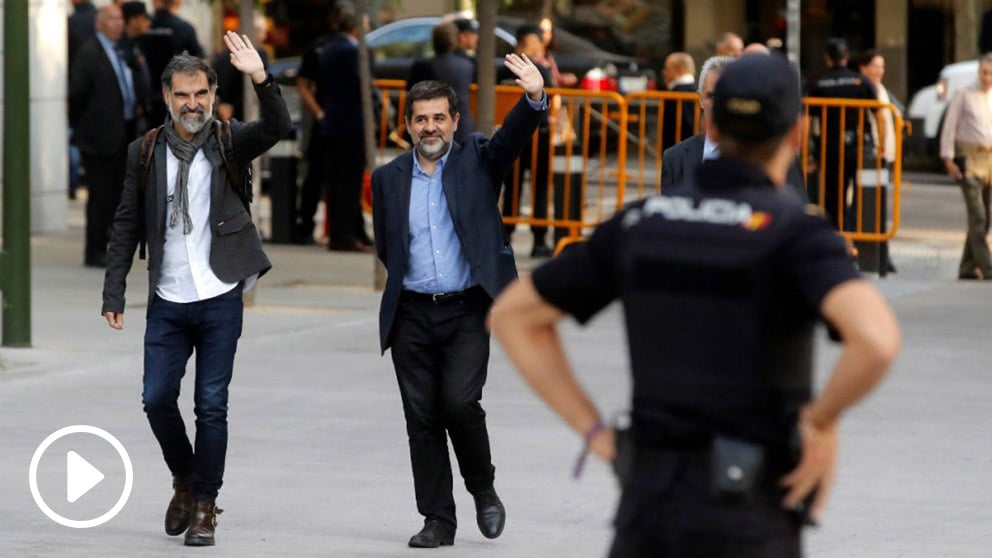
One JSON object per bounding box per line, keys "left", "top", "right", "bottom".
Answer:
{"left": 490, "top": 54, "right": 901, "bottom": 557}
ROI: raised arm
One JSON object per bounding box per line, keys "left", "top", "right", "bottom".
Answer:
{"left": 223, "top": 31, "right": 292, "bottom": 161}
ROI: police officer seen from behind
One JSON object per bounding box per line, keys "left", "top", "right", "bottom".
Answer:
{"left": 491, "top": 54, "right": 901, "bottom": 557}
{"left": 807, "top": 38, "right": 877, "bottom": 230}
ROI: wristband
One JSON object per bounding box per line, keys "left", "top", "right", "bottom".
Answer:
{"left": 572, "top": 420, "right": 605, "bottom": 478}
{"left": 254, "top": 73, "right": 273, "bottom": 88}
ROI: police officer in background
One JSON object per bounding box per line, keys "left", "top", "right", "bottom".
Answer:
{"left": 807, "top": 38, "right": 877, "bottom": 230}
{"left": 491, "top": 54, "right": 901, "bottom": 557}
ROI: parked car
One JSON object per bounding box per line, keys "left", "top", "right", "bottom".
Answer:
{"left": 906, "top": 59, "right": 978, "bottom": 159}
{"left": 366, "top": 15, "right": 656, "bottom": 93}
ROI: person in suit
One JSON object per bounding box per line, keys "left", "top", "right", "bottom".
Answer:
{"left": 661, "top": 52, "right": 697, "bottom": 149}
{"left": 316, "top": 2, "right": 376, "bottom": 252}
{"left": 662, "top": 55, "right": 808, "bottom": 202}
{"left": 70, "top": 4, "right": 138, "bottom": 267}
{"left": 151, "top": 0, "right": 204, "bottom": 58}
{"left": 101, "top": 37, "right": 291, "bottom": 546}
{"left": 67, "top": 0, "right": 97, "bottom": 200}
{"left": 371, "top": 54, "right": 547, "bottom": 548}
{"left": 407, "top": 21, "right": 475, "bottom": 141}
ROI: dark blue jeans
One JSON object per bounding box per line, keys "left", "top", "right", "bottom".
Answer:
{"left": 143, "top": 284, "right": 243, "bottom": 500}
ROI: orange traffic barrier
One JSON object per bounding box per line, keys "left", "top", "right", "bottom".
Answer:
{"left": 624, "top": 90, "right": 701, "bottom": 199}
{"left": 496, "top": 85, "right": 628, "bottom": 243}
{"left": 369, "top": 81, "right": 903, "bottom": 253}
{"left": 802, "top": 97, "right": 903, "bottom": 243}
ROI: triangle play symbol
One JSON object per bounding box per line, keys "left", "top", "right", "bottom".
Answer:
{"left": 66, "top": 451, "right": 105, "bottom": 503}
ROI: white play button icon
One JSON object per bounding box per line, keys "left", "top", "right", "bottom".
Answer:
{"left": 66, "top": 451, "right": 105, "bottom": 503}
{"left": 30, "top": 425, "right": 133, "bottom": 528}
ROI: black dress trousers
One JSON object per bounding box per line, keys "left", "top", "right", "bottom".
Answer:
{"left": 389, "top": 288, "right": 496, "bottom": 529}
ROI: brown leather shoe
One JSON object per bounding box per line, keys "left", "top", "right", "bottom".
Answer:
{"left": 164, "top": 477, "right": 192, "bottom": 536}
{"left": 184, "top": 500, "right": 223, "bottom": 547}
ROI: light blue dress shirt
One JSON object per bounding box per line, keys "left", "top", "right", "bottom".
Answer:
{"left": 96, "top": 32, "right": 135, "bottom": 121}
{"left": 403, "top": 146, "right": 474, "bottom": 294}
{"left": 703, "top": 133, "right": 719, "bottom": 161}
{"left": 403, "top": 93, "right": 548, "bottom": 294}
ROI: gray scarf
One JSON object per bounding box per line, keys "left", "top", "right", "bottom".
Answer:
{"left": 164, "top": 117, "right": 214, "bottom": 234}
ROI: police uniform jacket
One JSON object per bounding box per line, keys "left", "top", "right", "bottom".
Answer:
{"left": 807, "top": 66, "right": 877, "bottom": 154}
{"left": 531, "top": 157, "right": 860, "bottom": 453}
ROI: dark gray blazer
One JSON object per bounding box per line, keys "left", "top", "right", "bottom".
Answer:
{"left": 372, "top": 94, "right": 545, "bottom": 353}
{"left": 102, "top": 79, "right": 292, "bottom": 314}
{"left": 661, "top": 133, "right": 809, "bottom": 202}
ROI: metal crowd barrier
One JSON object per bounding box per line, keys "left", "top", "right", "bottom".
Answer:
{"left": 369, "top": 80, "right": 903, "bottom": 258}
{"left": 624, "top": 90, "right": 701, "bottom": 200}
{"left": 496, "top": 85, "right": 628, "bottom": 242}
{"left": 802, "top": 97, "right": 903, "bottom": 243}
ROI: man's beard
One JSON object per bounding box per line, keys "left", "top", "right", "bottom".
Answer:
{"left": 415, "top": 134, "right": 450, "bottom": 161}
{"left": 169, "top": 102, "right": 214, "bottom": 134}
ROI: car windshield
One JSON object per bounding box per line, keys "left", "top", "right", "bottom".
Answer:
{"left": 369, "top": 22, "right": 433, "bottom": 60}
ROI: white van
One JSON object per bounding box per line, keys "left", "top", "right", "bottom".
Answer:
{"left": 906, "top": 59, "right": 979, "bottom": 158}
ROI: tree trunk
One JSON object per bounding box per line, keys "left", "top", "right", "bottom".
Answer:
{"left": 355, "top": 0, "right": 387, "bottom": 290}
{"left": 476, "top": 0, "right": 498, "bottom": 136}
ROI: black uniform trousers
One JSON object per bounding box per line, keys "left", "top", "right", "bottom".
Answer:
{"left": 811, "top": 145, "right": 858, "bottom": 232}
{"left": 609, "top": 447, "right": 801, "bottom": 558}
{"left": 502, "top": 127, "right": 551, "bottom": 247}
{"left": 297, "top": 123, "right": 326, "bottom": 243}
{"left": 389, "top": 288, "right": 496, "bottom": 529}
{"left": 323, "top": 135, "right": 368, "bottom": 249}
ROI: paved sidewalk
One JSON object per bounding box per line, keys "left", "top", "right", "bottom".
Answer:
{"left": 1, "top": 179, "right": 991, "bottom": 556}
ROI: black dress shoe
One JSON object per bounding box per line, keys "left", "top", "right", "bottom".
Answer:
{"left": 408, "top": 519, "right": 455, "bottom": 548}
{"left": 473, "top": 489, "right": 506, "bottom": 539}
{"left": 164, "top": 477, "right": 192, "bottom": 536}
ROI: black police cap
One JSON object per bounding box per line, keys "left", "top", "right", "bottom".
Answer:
{"left": 454, "top": 18, "right": 479, "bottom": 33}
{"left": 121, "top": 1, "right": 149, "bottom": 21}
{"left": 825, "top": 37, "right": 849, "bottom": 63}
{"left": 711, "top": 54, "right": 801, "bottom": 142}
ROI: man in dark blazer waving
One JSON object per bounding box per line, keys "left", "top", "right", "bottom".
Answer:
{"left": 101, "top": 33, "right": 290, "bottom": 547}
{"left": 372, "top": 54, "right": 547, "bottom": 548}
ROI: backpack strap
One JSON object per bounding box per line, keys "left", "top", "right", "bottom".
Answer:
{"left": 213, "top": 119, "right": 252, "bottom": 212}
{"left": 136, "top": 125, "right": 163, "bottom": 260}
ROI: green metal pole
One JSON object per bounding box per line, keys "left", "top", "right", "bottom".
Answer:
{"left": 1, "top": 0, "right": 31, "bottom": 347}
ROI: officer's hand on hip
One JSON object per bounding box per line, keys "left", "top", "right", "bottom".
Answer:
{"left": 104, "top": 311, "right": 124, "bottom": 330}
{"left": 589, "top": 427, "right": 616, "bottom": 461}
{"left": 503, "top": 53, "right": 545, "bottom": 102}
{"left": 779, "top": 414, "right": 838, "bottom": 523}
